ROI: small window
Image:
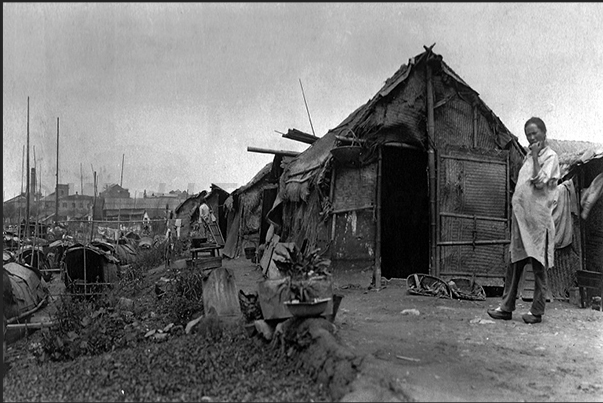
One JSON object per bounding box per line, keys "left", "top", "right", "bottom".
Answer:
{"left": 72, "top": 203, "right": 76, "bottom": 208}
{"left": 62, "top": 203, "right": 67, "bottom": 208}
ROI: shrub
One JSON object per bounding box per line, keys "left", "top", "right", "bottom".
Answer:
{"left": 39, "top": 294, "right": 141, "bottom": 362}
{"left": 156, "top": 266, "right": 205, "bottom": 325}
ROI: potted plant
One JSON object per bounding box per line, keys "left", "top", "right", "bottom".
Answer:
{"left": 275, "top": 245, "right": 333, "bottom": 317}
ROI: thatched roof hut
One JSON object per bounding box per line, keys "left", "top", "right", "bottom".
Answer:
{"left": 269, "top": 46, "right": 528, "bottom": 288}
{"left": 223, "top": 156, "right": 292, "bottom": 258}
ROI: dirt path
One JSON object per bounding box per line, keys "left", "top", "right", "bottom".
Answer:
{"left": 228, "top": 257, "right": 603, "bottom": 402}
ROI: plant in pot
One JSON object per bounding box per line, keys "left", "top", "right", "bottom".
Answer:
{"left": 274, "top": 244, "right": 333, "bottom": 317}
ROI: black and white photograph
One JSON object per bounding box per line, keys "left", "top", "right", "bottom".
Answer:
{"left": 3, "top": 3, "right": 603, "bottom": 402}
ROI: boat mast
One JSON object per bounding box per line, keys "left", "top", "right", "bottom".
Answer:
{"left": 18, "top": 145, "right": 24, "bottom": 239}
{"left": 25, "top": 97, "right": 30, "bottom": 239}
{"left": 55, "top": 117, "right": 59, "bottom": 225}
{"left": 120, "top": 153, "right": 125, "bottom": 187}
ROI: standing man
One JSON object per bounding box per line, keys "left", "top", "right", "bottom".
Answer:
{"left": 198, "top": 197, "right": 211, "bottom": 240}
{"left": 488, "top": 117, "right": 560, "bottom": 324}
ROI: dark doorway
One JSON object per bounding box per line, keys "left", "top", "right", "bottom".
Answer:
{"left": 259, "top": 187, "right": 278, "bottom": 245}
{"left": 380, "top": 146, "right": 429, "bottom": 279}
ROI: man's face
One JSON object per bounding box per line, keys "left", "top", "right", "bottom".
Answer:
{"left": 524, "top": 123, "right": 546, "bottom": 145}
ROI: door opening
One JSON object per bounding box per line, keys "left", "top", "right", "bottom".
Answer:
{"left": 380, "top": 146, "right": 429, "bottom": 279}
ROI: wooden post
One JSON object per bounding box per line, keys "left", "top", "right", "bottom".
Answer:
{"left": 374, "top": 146, "right": 383, "bottom": 289}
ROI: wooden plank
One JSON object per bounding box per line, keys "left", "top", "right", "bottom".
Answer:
{"left": 187, "top": 256, "right": 222, "bottom": 270}
{"left": 281, "top": 128, "right": 319, "bottom": 144}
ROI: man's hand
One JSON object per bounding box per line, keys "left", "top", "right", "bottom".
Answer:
{"left": 529, "top": 141, "right": 543, "bottom": 157}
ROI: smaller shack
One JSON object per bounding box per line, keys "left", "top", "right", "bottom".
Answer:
{"left": 223, "top": 156, "right": 292, "bottom": 259}
{"left": 174, "top": 190, "right": 208, "bottom": 239}
{"left": 547, "top": 139, "right": 603, "bottom": 300}
{"left": 62, "top": 244, "right": 120, "bottom": 294}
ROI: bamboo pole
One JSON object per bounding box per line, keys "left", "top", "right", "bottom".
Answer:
{"left": 247, "top": 146, "right": 300, "bottom": 157}
{"left": 426, "top": 56, "right": 438, "bottom": 277}
{"left": 299, "top": 79, "right": 316, "bottom": 137}
{"left": 7, "top": 321, "right": 58, "bottom": 330}
{"left": 6, "top": 295, "right": 48, "bottom": 324}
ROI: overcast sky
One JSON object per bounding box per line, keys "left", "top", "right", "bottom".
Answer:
{"left": 3, "top": 3, "right": 602, "bottom": 201}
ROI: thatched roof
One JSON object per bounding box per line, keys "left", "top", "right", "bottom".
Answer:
{"left": 548, "top": 138, "right": 603, "bottom": 178}
{"left": 279, "top": 47, "right": 523, "bottom": 203}
{"left": 233, "top": 162, "right": 273, "bottom": 196}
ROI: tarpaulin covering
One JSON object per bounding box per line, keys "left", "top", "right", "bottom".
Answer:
{"left": 3, "top": 262, "right": 49, "bottom": 320}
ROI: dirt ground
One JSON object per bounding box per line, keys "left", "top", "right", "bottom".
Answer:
{"left": 7, "top": 255, "right": 602, "bottom": 402}
{"left": 230, "top": 257, "right": 603, "bottom": 402}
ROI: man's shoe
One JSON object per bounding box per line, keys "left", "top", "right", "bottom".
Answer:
{"left": 522, "top": 312, "right": 542, "bottom": 324}
{"left": 487, "top": 307, "right": 512, "bottom": 320}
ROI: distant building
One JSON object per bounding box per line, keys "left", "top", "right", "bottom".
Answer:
{"left": 100, "top": 184, "right": 131, "bottom": 199}
{"left": 3, "top": 183, "right": 93, "bottom": 224}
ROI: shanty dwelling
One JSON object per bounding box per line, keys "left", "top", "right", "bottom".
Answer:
{"left": 175, "top": 186, "right": 231, "bottom": 243}
{"left": 205, "top": 184, "right": 231, "bottom": 243}
{"left": 546, "top": 139, "right": 603, "bottom": 303}
{"left": 62, "top": 243, "right": 120, "bottom": 295}
{"left": 174, "top": 191, "right": 207, "bottom": 240}
{"left": 222, "top": 155, "right": 292, "bottom": 259}
{"left": 268, "top": 46, "right": 529, "bottom": 290}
